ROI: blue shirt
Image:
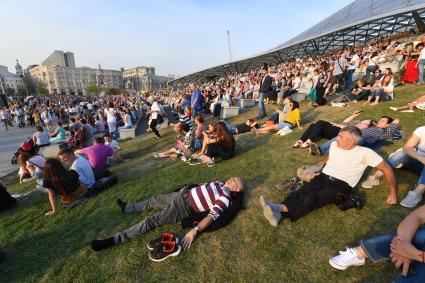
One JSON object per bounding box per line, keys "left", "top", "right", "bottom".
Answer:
{"left": 181, "top": 98, "right": 191, "bottom": 109}
{"left": 71, "top": 156, "right": 96, "bottom": 188}
{"left": 191, "top": 89, "right": 203, "bottom": 111}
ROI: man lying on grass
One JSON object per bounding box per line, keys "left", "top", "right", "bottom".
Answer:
{"left": 91, "top": 177, "right": 244, "bottom": 253}
{"left": 260, "top": 126, "right": 398, "bottom": 227}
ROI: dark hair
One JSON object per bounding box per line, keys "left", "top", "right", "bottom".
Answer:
{"left": 81, "top": 119, "right": 87, "bottom": 124}
{"left": 43, "top": 158, "right": 75, "bottom": 196}
{"left": 380, "top": 116, "right": 394, "bottom": 124}
{"left": 291, "top": 101, "right": 300, "bottom": 110}
{"left": 261, "top": 63, "right": 268, "bottom": 71}
{"left": 58, "top": 147, "right": 74, "bottom": 157}
{"left": 195, "top": 115, "right": 204, "bottom": 123}
{"left": 103, "top": 133, "right": 111, "bottom": 138}
{"left": 214, "top": 122, "right": 235, "bottom": 151}
{"left": 95, "top": 136, "right": 105, "bottom": 144}
{"left": 416, "top": 42, "right": 424, "bottom": 49}
{"left": 35, "top": 125, "right": 43, "bottom": 132}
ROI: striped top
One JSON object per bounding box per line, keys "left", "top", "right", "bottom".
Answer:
{"left": 179, "top": 114, "right": 193, "bottom": 130}
{"left": 187, "top": 182, "right": 232, "bottom": 221}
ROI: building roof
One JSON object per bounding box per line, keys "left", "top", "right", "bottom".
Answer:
{"left": 171, "top": 0, "right": 425, "bottom": 85}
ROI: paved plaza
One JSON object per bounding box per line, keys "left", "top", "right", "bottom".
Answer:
{"left": 0, "top": 125, "right": 34, "bottom": 178}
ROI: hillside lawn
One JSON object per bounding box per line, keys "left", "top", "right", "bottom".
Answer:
{"left": 1, "top": 84, "right": 425, "bottom": 283}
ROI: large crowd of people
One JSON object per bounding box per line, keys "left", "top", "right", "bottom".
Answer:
{"left": 1, "top": 29, "right": 425, "bottom": 280}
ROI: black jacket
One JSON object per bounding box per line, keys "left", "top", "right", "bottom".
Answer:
{"left": 259, "top": 75, "right": 273, "bottom": 93}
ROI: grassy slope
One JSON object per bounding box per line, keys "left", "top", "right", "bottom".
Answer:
{"left": 1, "top": 84, "right": 425, "bottom": 283}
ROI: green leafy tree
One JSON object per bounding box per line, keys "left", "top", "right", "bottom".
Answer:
{"left": 17, "top": 85, "right": 27, "bottom": 96}
{"left": 104, "top": 87, "right": 120, "bottom": 96}
{"left": 5, "top": 87, "right": 15, "bottom": 96}
{"left": 86, "top": 84, "right": 100, "bottom": 96}
{"left": 36, "top": 81, "right": 48, "bottom": 96}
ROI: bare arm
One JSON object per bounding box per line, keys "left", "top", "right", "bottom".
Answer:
{"left": 181, "top": 214, "right": 214, "bottom": 249}
{"left": 403, "top": 134, "right": 425, "bottom": 165}
{"left": 45, "top": 188, "right": 58, "bottom": 215}
{"left": 342, "top": 111, "right": 362, "bottom": 123}
{"left": 375, "top": 160, "right": 398, "bottom": 204}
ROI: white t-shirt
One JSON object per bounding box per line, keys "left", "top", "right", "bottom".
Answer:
{"left": 419, "top": 48, "right": 425, "bottom": 60}
{"left": 71, "top": 156, "right": 95, "bottom": 188}
{"left": 151, "top": 102, "right": 160, "bottom": 119}
{"left": 104, "top": 108, "right": 117, "bottom": 132}
{"left": 413, "top": 126, "right": 425, "bottom": 156}
{"left": 323, "top": 142, "right": 383, "bottom": 187}
{"left": 348, "top": 54, "right": 360, "bottom": 70}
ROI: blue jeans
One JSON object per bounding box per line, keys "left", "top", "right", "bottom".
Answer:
{"left": 365, "top": 65, "right": 378, "bottom": 83}
{"left": 345, "top": 69, "right": 356, "bottom": 90}
{"left": 258, "top": 92, "right": 267, "bottom": 117}
{"left": 370, "top": 89, "right": 392, "bottom": 101}
{"left": 387, "top": 150, "right": 425, "bottom": 185}
{"left": 221, "top": 120, "right": 237, "bottom": 135}
{"left": 418, "top": 59, "right": 425, "bottom": 84}
{"left": 360, "top": 228, "right": 425, "bottom": 282}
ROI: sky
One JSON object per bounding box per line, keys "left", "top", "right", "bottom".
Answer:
{"left": 0, "top": 0, "right": 353, "bottom": 77}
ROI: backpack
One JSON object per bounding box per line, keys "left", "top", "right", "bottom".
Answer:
{"left": 0, "top": 185, "right": 17, "bottom": 213}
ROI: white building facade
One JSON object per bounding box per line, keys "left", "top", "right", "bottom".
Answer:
{"left": 123, "top": 66, "right": 172, "bottom": 91}
{"left": 0, "top": 62, "right": 25, "bottom": 94}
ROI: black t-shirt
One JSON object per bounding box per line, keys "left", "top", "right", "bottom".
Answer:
{"left": 235, "top": 123, "right": 258, "bottom": 133}
{"left": 352, "top": 82, "right": 371, "bottom": 92}
{"left": 43, "top": 169, "right": 80, "bottom": 195}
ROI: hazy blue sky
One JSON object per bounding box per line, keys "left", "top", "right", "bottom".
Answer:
{"left": 1, "top": 0, "right": 352, "bottom": 76}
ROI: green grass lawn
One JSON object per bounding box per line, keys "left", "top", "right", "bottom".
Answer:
{"left": 1, "top": 85, "right": 425, "bottom": 283}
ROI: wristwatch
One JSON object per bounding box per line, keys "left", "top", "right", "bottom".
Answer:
{"left": 193, "top": 226, "right": 200, "bottom": 233}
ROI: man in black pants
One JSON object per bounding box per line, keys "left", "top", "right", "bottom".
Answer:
{"left": 260, "top": 126, "right": 398, "bottom": 227}
{"left": 293, "top": 111, "right": 364, "bottom": 147}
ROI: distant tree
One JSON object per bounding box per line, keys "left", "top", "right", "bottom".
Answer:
{"left": 86, "top": 84, "right": 100, "bottom": 96}
{"left": 5, "top": 87, "right": 15, "bottom": 96}
{"left": 104, "top": 87, "right": 120, "bottom": 96}
{"left": 17, "top": 85, "right": 27, "bottom": 96}
{"left": 120, "top": 67, "right": 125, "bottom": 72}
{"left": 36, "top": 81, "right": 48, "bottom": 96}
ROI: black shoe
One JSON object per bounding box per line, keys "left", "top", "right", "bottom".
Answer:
{"left": 147, "top": 233, "right": 179, "bottom": 250}
{"left": 91, "top": 237, "right": 116, "bottom": 252}
{"left": 188, "top": 157, "right": 201, "bottom": 166}
{"left": 116, "top": 198, "right": 127, "bottom": 213}
{"left": 149, "top": 241, "right": 181, "bottom": 262}
{"left": 0, "top": 250, "right": 5, "bottom": 263}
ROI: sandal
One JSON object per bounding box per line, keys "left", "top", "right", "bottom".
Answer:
{"left": 292, "top": 140, "right": 303, "bottom": 148}
{"left": 299, "top": 142, "right": 310, "bottom": 149}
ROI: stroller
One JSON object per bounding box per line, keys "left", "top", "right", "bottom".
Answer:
{"left": 11, "top": 137, "right": 39, "bottom": 164}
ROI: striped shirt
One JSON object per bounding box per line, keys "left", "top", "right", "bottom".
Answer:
{"left": 187, "top": 182, "right": 232, "bottom": 221}
{"left": 179, "top": 114, "right": 193, "bottom": 130}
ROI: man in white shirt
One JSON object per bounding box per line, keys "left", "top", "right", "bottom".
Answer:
{"left": 416, "top": 43, "right": 425, "bottom": 84}
{"left": 260, "top": 126, "right": 397, "bottom": 227}
{"left": 346, "top": 49, "right": 361, "bottom": 90}
{"left": 331, "top": 52, "right": 348, "bottom": 93}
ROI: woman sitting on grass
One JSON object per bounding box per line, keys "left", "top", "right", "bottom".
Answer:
{"left": 189, "top": 122, "right": 235, "bottom": 167}
{"left": 252, "top": 101, "right": 302, "bottom": 135}
{"left": 43, "top": 158, "right": 88, "bottom": 216}
{"left": 365, "top": 73, "right": 394, "bottom": 106}
{"left": 389, "top": 93, "right": 425, "bottom": 112}
{"left": 49, "top": 121, "right": 66, "bottom": 144}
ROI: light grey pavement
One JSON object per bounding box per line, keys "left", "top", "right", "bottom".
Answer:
{"left": 0, "top": 125, "right": 35, "bottom": 178}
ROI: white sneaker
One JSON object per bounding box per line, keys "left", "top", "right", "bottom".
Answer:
{"left": 400, "top": 191, "right": 422, "bottom": 208}
{"left": 361, "top": 175, "right": 380, "bottom": 189}
{"left": 329, "top": 247, "right": 365, "bottom": 270}
{"left": 389, "top": 107, "right": 398, "bottom": 111}
{"left": 259, "top": 196, "right": 281, "bottom": 227}
{"left": 401, "top": 110, "right": 414, "bottom": 113}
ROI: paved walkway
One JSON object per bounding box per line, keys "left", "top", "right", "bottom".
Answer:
{"left": 0, "top": 125, "right": 35, "bottom": 178}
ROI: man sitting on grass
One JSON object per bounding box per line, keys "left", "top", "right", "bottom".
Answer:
{"left": 260, "top": 126, "right": 398, "bottom": 228}
{"left": 329, "top": 204, "right": 425, "bottom": 281}
{"left": 91, "top": 177, "right": 244, "bottom": 253}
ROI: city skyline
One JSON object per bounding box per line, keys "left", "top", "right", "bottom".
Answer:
{"left": 1, "top": 0, "right": 352, "bottom": 77}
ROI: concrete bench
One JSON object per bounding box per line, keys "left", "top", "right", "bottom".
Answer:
{"left": 220, "top": 106, "right": 240, "bottom": 119}
{"left": 39, "top": 143, "right": 62, "bottom": 158}
{"left": 237, "top": 99, "right": 256, "bottom": 108}
{"left": 119, "top": 127, "right": 137, "bottom": 139}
